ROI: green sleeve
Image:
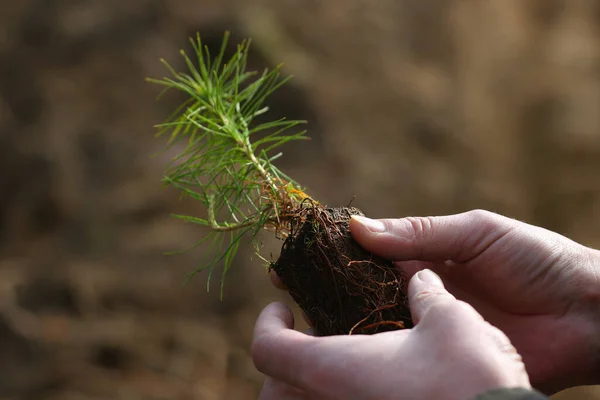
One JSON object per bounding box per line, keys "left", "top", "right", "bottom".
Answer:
{"left": 471, "top": 388, "right": 548, "bottom": 400}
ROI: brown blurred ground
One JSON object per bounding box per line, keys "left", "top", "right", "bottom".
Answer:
{"left": 0, "top": 0, "right": 599, "bottom": 399}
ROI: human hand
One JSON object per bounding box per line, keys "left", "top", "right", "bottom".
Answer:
{"left": 350, "top": 209, "right": 600, "bottom": 394}
{"left": 253, "top": 269, "right": 531, "bottom": 400}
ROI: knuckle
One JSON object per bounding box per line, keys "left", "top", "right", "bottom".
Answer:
{"left": 422, "top": 299, "right": 482, "bottom": 327}
{"left": 453, "top": 300, "right": 486, "bottom": 324}
{"left": 467, "top": 209, "right": 498, "bottom": 225}
{"left": 463, "top": 209, "right": 508, "bottom": 240}
{"left": 415, "top": 288, "right": 451, "bottom": 303}
{"left": 404, "top": 216, "right": 435, "bottom": 240}
{"left": 421, "top": 298, "right": 459, "bottom": 319}
{"left": 455, "top": 299, "right": 481, "bottom": 316}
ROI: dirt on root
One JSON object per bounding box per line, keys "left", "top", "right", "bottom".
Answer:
{"left": 272, "top": 206, "right": 413, "bottom": 336}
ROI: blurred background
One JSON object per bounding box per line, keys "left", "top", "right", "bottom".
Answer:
{"left": 0, "top": 0, "right": 599, "bottom": 399}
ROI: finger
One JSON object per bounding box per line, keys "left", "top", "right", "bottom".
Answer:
{"left": 350, "top": 210, "right": 514, "bottom": 263}
{"left": 393, "top": 260, "right": 438, "bottom": 278}
{"left": 267, "top": 270, "right": 313, "bottom": 326}
{"left": 407, "top": 269, "right": 457, "bottom": 324}
{"left": 251, "top": 302, "right": 316, "bottom": 389}
{"left": 269, "top": 270, "right": 287, "bottom": 290}
{"left": 258, "top": 377, "right": 309, "bottom": 400}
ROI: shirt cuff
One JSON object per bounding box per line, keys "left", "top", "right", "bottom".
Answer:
{"left": 471, "top": 388, "right": 548, "bottom": 400}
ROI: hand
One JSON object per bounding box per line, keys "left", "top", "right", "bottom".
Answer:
{"left": 252, "top": 269, "right": 531, "bottom": 400}
{"left": 350, "top": 209, "right": 600, "bottom": 394}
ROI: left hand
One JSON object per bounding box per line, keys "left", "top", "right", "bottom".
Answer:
{"left": 252, "top": 269, "right": 531, "bottom": 400}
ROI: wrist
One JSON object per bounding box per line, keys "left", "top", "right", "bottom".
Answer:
{"left": 581, "top": 247, "right": 600, "bottom": 384}
{"left": 548, "top": 245, "right": 600, "bottom": 392}
{"left": 589, "top": 249, "right": 600, "bottom": 383}
{"left": 472, "top": 388, "right": 548, "bottom": 400}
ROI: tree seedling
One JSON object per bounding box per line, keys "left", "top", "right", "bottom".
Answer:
{"left": 148, "top": 32, "right": 412, "bottom": 336}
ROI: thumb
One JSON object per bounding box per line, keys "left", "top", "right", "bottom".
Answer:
{"left": 349, "top": 210, "right": 513, "bottom": 262}
{"left": 408, "top": 269, "right": 457, "bottom": 324}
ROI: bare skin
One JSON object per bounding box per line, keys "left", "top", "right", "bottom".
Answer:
{"left": 264, "top": 209, "right": 600, "bottom": 396}
{"left": 347, "top": 210, "right": 600, "bottom": 394}
{"left": 253, "top": 269, "right": 531, "bottom": 400}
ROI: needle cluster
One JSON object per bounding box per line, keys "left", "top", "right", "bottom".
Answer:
{"left": 148, "top": 32, "right": 311, "bottom": 295}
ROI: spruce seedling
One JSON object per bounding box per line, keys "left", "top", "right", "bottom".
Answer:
{"left": 149, "top": 32, "right": 413, "bottom": 336}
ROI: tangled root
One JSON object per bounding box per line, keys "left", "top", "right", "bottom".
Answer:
{"left": 271, "top": 205, "right": 413, "bottom": 336}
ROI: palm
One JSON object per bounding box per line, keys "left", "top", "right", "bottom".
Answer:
{"left": 396, "top": 226, "right": 594, "bottom": 393}
{"left": 253, "top": 285, "right": 532, "bottom": 400}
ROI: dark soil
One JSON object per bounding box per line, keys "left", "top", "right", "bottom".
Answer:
{"left": 271, "top": 205, "right": 413, "bottom": 336}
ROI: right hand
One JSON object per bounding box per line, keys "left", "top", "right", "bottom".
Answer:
{"left": 346, "top": 209, "right": 600, "bottom": 394}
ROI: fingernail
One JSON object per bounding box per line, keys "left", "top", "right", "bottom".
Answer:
{"left": 417, "top": 269, "right": 443, "bottom": 286}
{"left": 351, "top": 215, "right": 386, "bottom": 233}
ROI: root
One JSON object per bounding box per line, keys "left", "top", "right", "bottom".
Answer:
{"left": 272, "top": 205, "right": 412, "bottom": 336}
